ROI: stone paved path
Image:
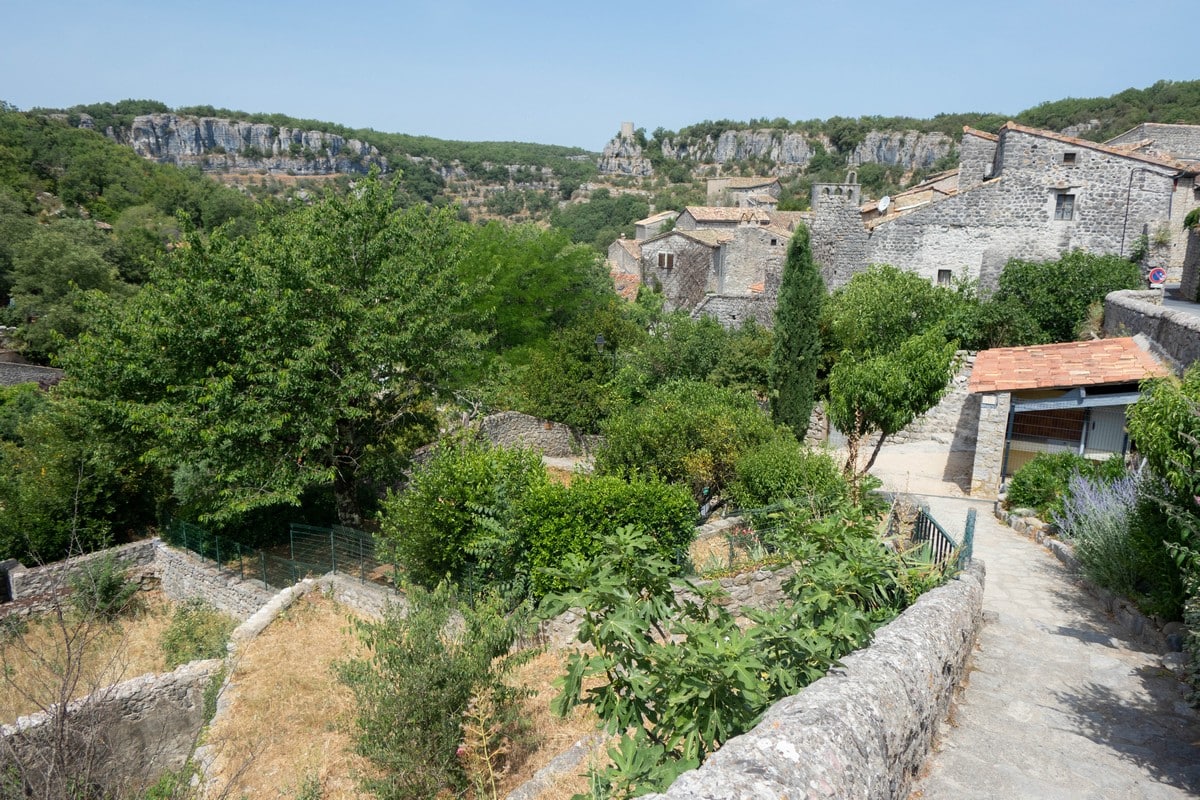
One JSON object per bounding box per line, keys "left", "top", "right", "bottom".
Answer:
{"left": 908, "top": 495, "right": 1200, "bottom": 800}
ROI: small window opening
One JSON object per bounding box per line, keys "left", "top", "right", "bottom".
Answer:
{"left": 937, "top": 269, "right": 952, "bottom": 286}
{"left": 658, "top": 252, "right": 675, "bottom": 269}
{"left": 1054, "top": 193, "right": 1075, "bottom": 221}
{"left": 1062, "top": 152, "right": 1077, "bottom": 166}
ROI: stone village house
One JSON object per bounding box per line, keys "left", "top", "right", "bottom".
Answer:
{"left": 609, "top": 123, "right": 1200, "bottom": 326}
{"left": 810, "top": 121, "right": 1200, "bottom": 292}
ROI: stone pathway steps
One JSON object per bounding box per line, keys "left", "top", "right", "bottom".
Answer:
{"left": 910, "top": 496, "right": 1200, "bottom": 800}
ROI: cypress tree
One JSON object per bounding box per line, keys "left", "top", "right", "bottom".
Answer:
{"left": 769, "top": 225, "right": 824, "bottom": 439}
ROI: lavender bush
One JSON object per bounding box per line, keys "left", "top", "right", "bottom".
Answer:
{"left": 1054, "top": 472, "right": 1141, "bottom": 599}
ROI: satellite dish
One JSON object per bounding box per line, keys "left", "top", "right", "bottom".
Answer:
{"left": 878, "top": 195, "right": 891, "bottom": 212}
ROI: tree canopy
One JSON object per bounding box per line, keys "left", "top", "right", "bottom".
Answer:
{"left": 62, "top": 174, "right": 486, "bottom": 526}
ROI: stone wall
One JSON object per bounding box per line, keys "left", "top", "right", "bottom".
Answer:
{"left": 478, "top": 411, "right": 599, "bottom": 458}
{"left": 155, "top": 543, "right": 274, "bottom": 621}
{"left": 1103, "top": 289, "right": 1200, "bottom": 371}
{"left": 887, "top": 352, "right": 979, "bottom": 447}
{"left": 957, "top": 130, "right": 998, "bottom": 192}
{"left": 810, "top": 188, "right": 870, "bottom": 290}
{"left": 1181, "top": 228, "right": 1199, "bottom": 304}
{"left": 0, "top": 361, "right": 63, "bottom": 387}
{"left": 640, "top": 233, "right": 719, "bottom": 312}
{"left": 1106, "top": 123, "right": 1200, "bottom": 160}
{"left": 970, "top": 391, "right": 1011, "bottom": 498}
{"left": 690, "top": 293, "right": 775, "bottom": 329}
{"left": 718, "top": 225, "right": 786, "bottom": 294}
{"left": 640, "top": 561, "right": 986, "bottom": 800}
{"left": 317, "top": 573, "right": 402, "bottom": 619}
{"left": 813, "top": 126, "right": 1184, "bottom": 292}
{"left": 0, "top": 658, "right": 223, "bottom": 797}
{"left": 539, "top": 559, "right": 800, "bottom": 650}
{"left": 2, "top": 540, "right": 159, "bottom": 618}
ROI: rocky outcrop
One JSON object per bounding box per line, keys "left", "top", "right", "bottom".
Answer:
{"left": 849, "top": 130, "right": 955, "bottom": 169}
{"left": 599, "top": 133, "right": 653, "bottom": 177}
{"left": 658, "top": 130, "right": 823, "bottom": 170}
{"left": 636, "top": 128, "right": 955, "bottom": 175}
{"left": 103, "top": 114, "right": 387, "bottom": 175}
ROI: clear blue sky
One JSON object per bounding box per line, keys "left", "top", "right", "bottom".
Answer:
{"left": 1, "top": 0, "right": 1196, "bottom": 150}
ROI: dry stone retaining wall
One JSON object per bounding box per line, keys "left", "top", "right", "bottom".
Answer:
{"left": 0, "top": 658, "right": 223, "bottom": 797}
{"left": 478, "top": 411, "right": 601, "bottom": 457}
{"left": 154, "top": 543, "right": 274, "bottom": 621}
{"left": 1, "top": 540, "right": 158, "bottom": 618}
{"left": 641, "top": 561, "right": 986, "bottom": 800}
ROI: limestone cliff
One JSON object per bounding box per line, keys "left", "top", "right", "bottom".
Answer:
{"left": 97, "top": 113, "right": 387, "bottom": 175}
{"left": 599, "top": 127, "right": 955, "bottom": 176}
{"left": 599, "top": 133, "right": 652, "bottom": 177}
{"left": 849, "top": 131, "right": 955, "bottom": 170}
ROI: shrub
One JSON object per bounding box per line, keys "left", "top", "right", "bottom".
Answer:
{"left": 160, "top": 599, "right": 237, "bottom": 668}
{"left": 540, "top": 514, "right": 940, "bottom": 795}
{"left": 1055, "top": 471, "right": 1140, "bottom": 587}
{"left": 70, "top": 554, "right": 139, "bottom": 621}
{"left": 1005, "top": 452, "right": 1125, "bottom": 519}
{"left": 378, "top": 439, "right": 547, "bottom": 590}
{"left": 728, "top": 436, "right": 847, "bottom": 513}
{"left": 596, "top": 380, "right": 778, "bottom": 504}
{"left": 518, "top": 474, "right": 696, "bottom": 597}
{"left": 337, "top": 582, "right": 531, "bottom": 800}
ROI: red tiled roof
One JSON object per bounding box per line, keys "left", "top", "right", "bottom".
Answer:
{"left": 610, "top": 271, "right": 641, "bottom": 301}
{"left": 968, "top": 338, "right": 1167, "bottom": 393}
{"left": 684, "top": 206, "right": 772, "bottom": 223}
{"left": 963, "top": 126, "right": 999, "bottom": 142}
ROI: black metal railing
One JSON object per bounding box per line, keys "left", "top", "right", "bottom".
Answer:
{"left": 885, "top": 503, "right": 976, "bottom": 573}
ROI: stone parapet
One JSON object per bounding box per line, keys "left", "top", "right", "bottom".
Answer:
{"left": 1104, "top": 289, "right": 1200, "bottom": 371}
{"left": 641, "top": 561, "right": 986, "bottom": 800}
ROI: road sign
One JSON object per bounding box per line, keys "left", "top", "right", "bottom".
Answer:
{"left": 1148, "top": 267, "right": 1167, "bottom": 285}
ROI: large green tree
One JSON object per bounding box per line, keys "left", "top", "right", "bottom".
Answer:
{"left": 63, "top": 175, "right": 485, "bottom": 526}
{"left": 819, "top": 264, "right": 959, "bottom": 484}
{"left": 826, "top": 327, "right": 957, "bottom": 482}
{"left": 769, "top": 225, "right": 824, "bottom": 439}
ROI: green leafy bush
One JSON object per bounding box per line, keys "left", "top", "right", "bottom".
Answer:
{"left": 596, "top": 380, "right": 779, "bottom": 504}
{"left": 337, "top": 582, "right": 531, "bottom": 800}
{"left": 160, "top": 599, "right": 236, "bottom": 668}
{"left": 541, "top": 515, "right": 940, "bottom": 796}
{"left": 728, "top": 436, "right": 847, "bottom": 513}
{"left": 1005, "top": 452, "right": 1125, "bottom": 519}
{"left": 518, "top": 474, "right": 695, "bottom": 598}
{"left": 379, "top": 439, "right": 547, "bottom": 590}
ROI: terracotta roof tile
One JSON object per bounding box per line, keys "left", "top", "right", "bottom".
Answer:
{"left": 967, "top": 338, "right": 1167, "bottom": 393}
{"left": 635, "top": 210, "right": 679, "bottom": 226}
{"left": 684, "top": 206, "right": 773, "bottom": 223}
{"left": 610, "top": 271, "right": 641, "bottom": 301}
{"left": 614, "top": 238, "right": 641, "bottom": 258}
{"left": 963, "top": 126, "right": 999, "bottom": 142}
{"left": 718, "top": 177, "right": 780, "bottom": 189}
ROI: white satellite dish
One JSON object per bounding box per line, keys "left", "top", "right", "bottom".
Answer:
{"left": 878, "top": 195, "right": 891, "bottom": 213}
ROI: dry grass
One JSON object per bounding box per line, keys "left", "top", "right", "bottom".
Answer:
{"left": 203, "top": 591, "right": 605, "bottom": 799}
{"left": 202, "top": 591, "right": 375, "bottom": 800}
{"left": 493, "top": 649, "right": 602, "bottom": 799}
{"left": 0, "top": 591, "right": 175, "bottom": 723}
